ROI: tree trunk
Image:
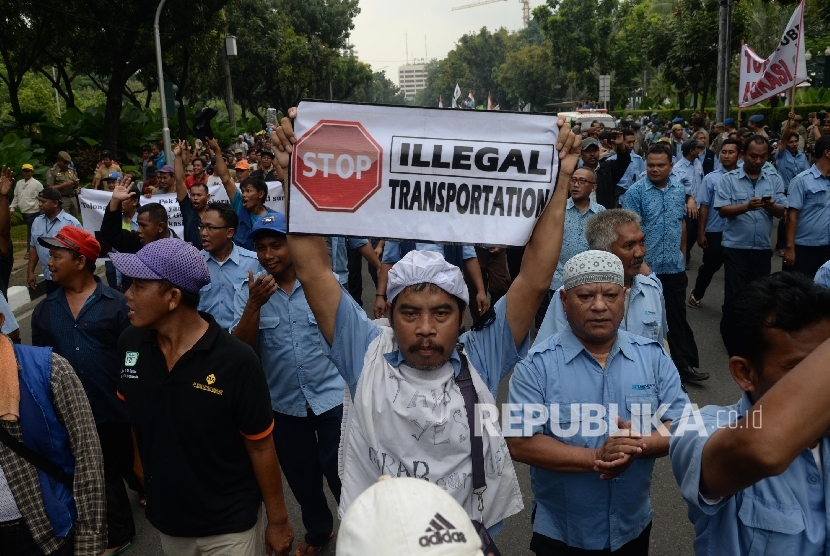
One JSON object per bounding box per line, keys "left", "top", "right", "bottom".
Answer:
{"left": 678, "top": 89, "right": 686, "bottom": 110}
{"left": 101, "top": 72, "right": 129, "bottom": 152}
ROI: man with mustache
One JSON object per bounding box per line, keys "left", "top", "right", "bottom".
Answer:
{"left": 536, "top": 209, "right": 666, "bottom": 345}
{"left": 508, "top": 250, "right": 689, "bottom": 554}
{"left": 272, "top": 108, "right": 580, "bottom": 535}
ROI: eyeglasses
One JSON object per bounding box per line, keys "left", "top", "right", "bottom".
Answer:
{"left": 197, "top": 224, "right": 230, "bottom": 232}
{"left": 570, "top": 177, "right": 596, "bottom": 186}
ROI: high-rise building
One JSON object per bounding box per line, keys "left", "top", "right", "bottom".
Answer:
{"left": 398, "top": 63, "right": 427, "bottom": 100}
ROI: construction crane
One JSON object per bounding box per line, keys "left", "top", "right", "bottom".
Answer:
{"left": 451, "top": 0, "right": 530, "bottom": 28}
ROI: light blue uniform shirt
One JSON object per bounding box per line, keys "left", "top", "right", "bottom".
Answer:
{"left": 536, "top": 274, "right": 667, "bottom": 345}
{"left": 713, "top": 166, "right": 786, "bottom": 250}
{"left": 199, "top": 244, "right": 262, "bottom": 330}
{"left": 776, "top": 148, "right": 810, "bottom": 189}
{"left": 508, "top": 329, "right": 689, "bottom": 551}
{"left": 671, "top": 156, "right": 704, "bottom": 199}
{"left": 381, "top": 242, "right": 476, "bottom": 265}
{"left": 232, "top": 276, "right": 345, "bottom": 417}
{"left": 670, "top": 394, "right": 830, "bottom": 556}
{"left": 329, "top": 237, "right": 369, "bottom": 286}
{"left": 30, "top": 210, "right": 81, "bottom": 280}
{"left": 622, "top": 177, "right": 687, "bottom": 275}
{"left": 816, "top": 261, "right": 830, "bottom": 288}
{"left": 608, "top": 152, "right": 646, "bottom": 192}
{"left": 324, "top": 294, "right": 528, "bottom": 406}
{"left": 786, "top": 165, "right": 830, "bottom": 246}
{"left": 697, "top": 169, "right": 728, "bottom": 233}
{"left": 551, "top": 200, "right": 605, "bottom": 290}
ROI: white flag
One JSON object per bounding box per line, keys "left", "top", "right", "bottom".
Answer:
{"left": 439, "top": 95, "right": 443, "bottom": 108}
{"left": 452, "top": 83, "right": 461, "bottom": 108}
{"left": 739, "top": 0, "right": 807, "bottom": 107}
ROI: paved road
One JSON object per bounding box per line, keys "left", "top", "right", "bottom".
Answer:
{"left": 13, "top": 242, "right": 784, "bottom": 555}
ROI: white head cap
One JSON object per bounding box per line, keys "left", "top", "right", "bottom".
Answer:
{"left": 337, "top": 476, "right": 484, "bottom": 556}
{"left": 563, "top": 250, "right": 625, "bottom": 290}
{"left": 387, "top": 250, "right": 469, "bottom": 306}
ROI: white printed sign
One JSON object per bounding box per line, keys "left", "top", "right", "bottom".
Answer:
{"left": 287, "top": 101, "right": 560, "bottom": 247}
{"left": 738, "top": 1, "right": 807, "bottom": 107}
{"left": 79, "top": 182, "right": 285, "bottom": 238}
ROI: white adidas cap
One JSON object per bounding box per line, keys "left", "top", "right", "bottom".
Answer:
{"left": 336, "top": 476, "right": 484, "bottom": 556}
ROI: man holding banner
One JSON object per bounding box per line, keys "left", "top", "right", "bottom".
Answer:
{"left": 273, "top": 105, "right": 580, "bottom": 533}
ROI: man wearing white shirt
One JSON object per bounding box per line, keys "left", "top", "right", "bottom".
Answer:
{"left": 10, "top": 163, "right": 43, "bottom": 253}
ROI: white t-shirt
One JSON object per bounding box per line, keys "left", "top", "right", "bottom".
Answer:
{"left": 338, "top": 327, "right": 523, "bottom": 527}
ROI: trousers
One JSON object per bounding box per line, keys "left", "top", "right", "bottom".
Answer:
{"left": 722, "top": 247, "right": 771, "bottom": 308}
{"left": 656, "top": 272, "right": 699, "bottom": 369}
{"left": 530, "top": 522, "right": 652, "bottom": 555}
{"left": 691, "top": 232, "right": 724, "bottom": 300}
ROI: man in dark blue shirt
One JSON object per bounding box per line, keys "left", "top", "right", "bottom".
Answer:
{"left": 31, "top": 225, "right": 135, "bottom": 554}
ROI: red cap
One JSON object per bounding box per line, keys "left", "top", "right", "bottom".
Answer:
{"left": 38, "top": 226, "right": 101, "bottom": 263}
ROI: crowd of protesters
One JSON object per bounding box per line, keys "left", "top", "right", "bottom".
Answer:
{"left": 0, "top": 101, "right": 828, "bottom": 556}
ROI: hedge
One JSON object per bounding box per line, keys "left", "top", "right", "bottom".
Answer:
{"left": 611, "top": 104, "right": 829, "bottom": 131}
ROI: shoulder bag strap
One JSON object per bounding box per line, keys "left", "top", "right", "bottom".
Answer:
{"left": 0, "top": 425, "right": 73, "bottom": 490}
{"left": 454, "top": 344, "right": 487, "bottom": 501}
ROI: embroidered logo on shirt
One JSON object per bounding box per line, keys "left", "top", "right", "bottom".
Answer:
{"left": 193, "top": 378, "right": 223, "bottom": 396}
{"left": 631, "top": 383, "right": 655, "bottom": 391}
{"left": 124, "top": 351, "right": 139, "bottom": 366}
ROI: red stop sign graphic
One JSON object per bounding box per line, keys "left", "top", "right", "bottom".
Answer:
{"left": 292, "top": 120, "right": 383, "bottom": 212}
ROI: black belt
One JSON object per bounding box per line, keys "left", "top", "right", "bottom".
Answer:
{"left": 0, "top": 518, "right": 24, "bottom": 531}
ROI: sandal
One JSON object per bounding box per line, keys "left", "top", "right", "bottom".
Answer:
{"left": 295, "top": 532, "right": 334, "bottom": 556}
{"left": 687, "top": 293, "right": 702, "bottom": 308}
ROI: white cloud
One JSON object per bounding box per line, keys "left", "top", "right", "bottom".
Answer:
{"left": 349, "top": 0, "right": 530, "bottom": 85}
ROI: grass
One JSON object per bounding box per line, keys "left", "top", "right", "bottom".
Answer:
{"left": 11, "top": 224, "right": 27, "bottom": 255}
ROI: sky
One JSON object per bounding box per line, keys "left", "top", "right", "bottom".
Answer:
{"left": 348, "top": 0, "right": 534, "bottom": 86}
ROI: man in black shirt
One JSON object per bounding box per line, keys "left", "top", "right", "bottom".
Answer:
{"left": 111, "top": 238, "right": 293, "bottom": 555}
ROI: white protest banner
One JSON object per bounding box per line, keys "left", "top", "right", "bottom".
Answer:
{"left": 738, "top": 0, "right": 806, "bottom": 107}
{"left": 287, "top": 101, "right": 559, "bottom": 246}
{"left": 79, "top": 181, "right": 284, "bottom": 236}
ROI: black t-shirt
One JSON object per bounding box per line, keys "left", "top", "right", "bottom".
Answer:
{"left": 117, "top": 313, "right": 273, "bottom": 536}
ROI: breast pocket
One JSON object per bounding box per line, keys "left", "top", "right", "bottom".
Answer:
{"left": 640, "top": 312, "right": 661, "bottom": 341}
{"left": 550, "top": 401, "right": 589, "bottom": 447}
{"left": 306, "top": 312, "right": 322, "bottom": 347}
{"left": 738, "top": 494, "right": 805, "bottom": 556}
{"left": 258, "top": 316, "right": 281, "bottom": 349}
{"left": 733, "top": 189, "right": 749, "bottom": 203}
{"left": 625, "top": 394, "right": 659, "bottom": 430}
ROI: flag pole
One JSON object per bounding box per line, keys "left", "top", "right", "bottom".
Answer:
{"left": 789, "top": 0, "right": 805, "bottom": 109}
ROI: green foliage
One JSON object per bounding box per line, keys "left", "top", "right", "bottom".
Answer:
{"left": 0, "top": 133, "right": 47, "bottom": 182}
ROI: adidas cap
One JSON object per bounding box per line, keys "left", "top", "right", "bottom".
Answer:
{"left": 337, "top": 476, "right": 484, "bottom": 555}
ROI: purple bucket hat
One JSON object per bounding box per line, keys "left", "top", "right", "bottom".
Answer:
{"left": 110, "top": 238, "right": 210, "bottom": 294}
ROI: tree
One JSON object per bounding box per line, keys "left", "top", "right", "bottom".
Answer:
{"left": 45, "top": 0, "right": 231, "bottom": 152}
{"left": 0, "top": 1, "right": 59, "bottom": 123}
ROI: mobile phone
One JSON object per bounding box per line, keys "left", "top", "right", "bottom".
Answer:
{"left": 762, "top": 195, "right": 772, "bottom": 203}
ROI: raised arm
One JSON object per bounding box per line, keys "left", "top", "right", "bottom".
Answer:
{"left": 503, "top": 121, "right": 581, "bottom": 346}
{"left": 207, "top": 137, "right": 238, "bottom": 201}
{"left": 699, "top": 337, "right": 830, "bottom": 498}
{"left": 173, "top": 140, "right": 189, "bottom": 202}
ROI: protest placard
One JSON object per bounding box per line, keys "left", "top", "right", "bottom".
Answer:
{"left": 79, "top": 182, "right": 285, "bottom": 238}
{"left": 287, "top": 101, "right": 560, "bottom": 247}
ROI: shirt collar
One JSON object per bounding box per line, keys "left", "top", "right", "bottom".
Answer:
{"left": 204, "top": 243, "right": 241, "bottom": 265}
{"left": 556, "top": 328, "right": 634, "bottom": 366}
{"left": 808, "top": 164, "right": 828, "bottom": 180}
{"left": 47, "top": 275, "right": 111, "bottom": 304}
{"left": 383, "top": 346, "right": 463, "bottom": 376}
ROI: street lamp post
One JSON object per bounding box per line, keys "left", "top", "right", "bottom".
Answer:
{"left": 154, "top": 0, "right": 173, "bottom": 167}
{"left": 223, "top": 36, "right": 238, "bottom": 134}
